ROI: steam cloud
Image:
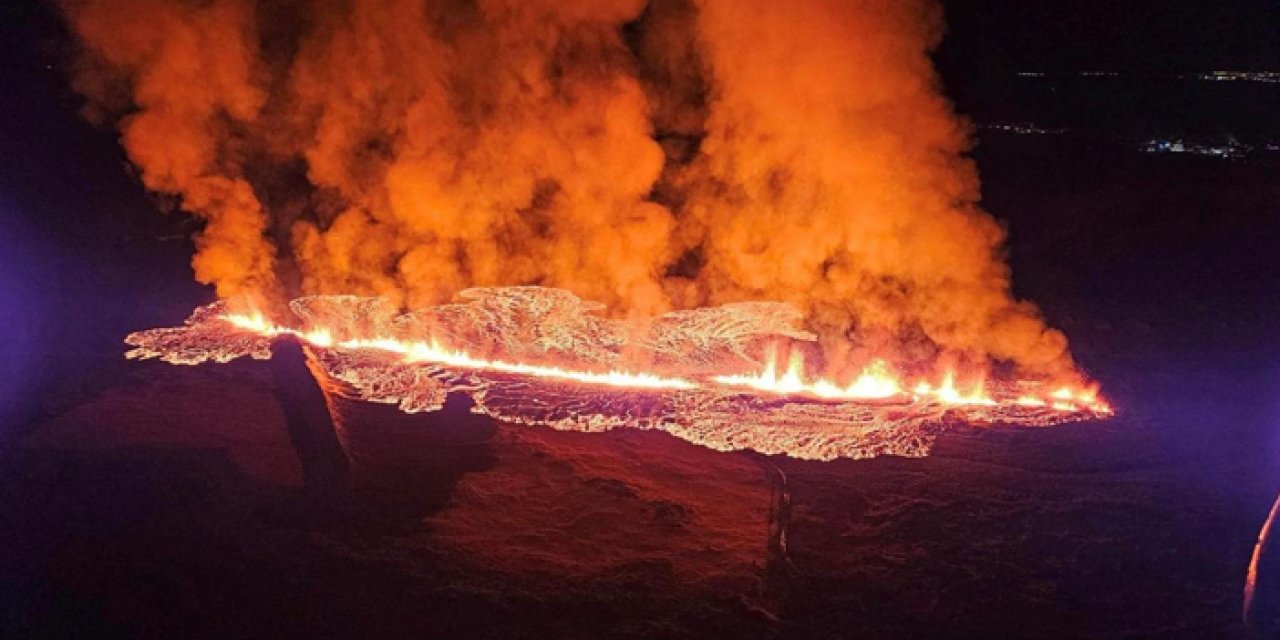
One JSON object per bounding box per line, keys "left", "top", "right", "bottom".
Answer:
{"left": 59, "top": 0, "right": 1074, "bottom": 377}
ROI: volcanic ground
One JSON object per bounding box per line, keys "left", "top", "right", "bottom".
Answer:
{"left": 2, "top": 332, "right": 1273, "bottom": 639}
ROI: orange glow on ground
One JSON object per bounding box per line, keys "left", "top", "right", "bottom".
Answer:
{"left": 221, "top": 313, "right": 1111, "bottom": 414}
{"left": 224, "top": 313, "right": 698, "bottom": 391}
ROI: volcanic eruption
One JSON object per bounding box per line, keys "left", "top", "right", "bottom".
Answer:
{"left": 123, "top": 287, "right": 1108, "bottom": 461}
{"left": 60, "top": 0, "right": 1112, "bottom": 460}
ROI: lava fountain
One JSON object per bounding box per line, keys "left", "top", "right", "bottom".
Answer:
{"left": 126, "top": 287, "right": 1110, "bottom": 461}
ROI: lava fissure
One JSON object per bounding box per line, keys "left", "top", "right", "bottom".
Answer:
{"left": 125, "top": 288, "right": 1109, "bottom": 461}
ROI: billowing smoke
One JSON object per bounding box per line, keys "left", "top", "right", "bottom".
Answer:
{"left": 60, "top": 0, "right": 277, "bottom": 299}
{"left": 59, "top": 0, "right": 1074, "bottom": 377}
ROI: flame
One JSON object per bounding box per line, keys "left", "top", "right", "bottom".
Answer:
{"left": 707, "top": 347, "right": 1110, "bottom": 413}
{"left": 218, "top": 313, "right": 1111, "bottom": 414}
{"left": 224, "top": 312, "right": 274, "bottom": 334}
{"left": 713, "top": 351, "right": 902, "bottom": 400}
{"left": 223, "top": 313, "right": 697, "bottom": 391}
{"left": 303, "top": 328, "right": 335, "bottom": 348}
{"left": 352, "top": 337, "right": 699, "bottom": 390}
{"left": 930, "top": 371, "right": 996, "bottom": 406}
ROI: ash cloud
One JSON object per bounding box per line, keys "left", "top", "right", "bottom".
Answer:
{"left": 59, "top": 0, "right": 1074, "bottom": 377}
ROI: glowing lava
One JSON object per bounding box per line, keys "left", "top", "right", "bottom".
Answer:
{"left": 124, "top": 288, "right": 1112, "bottom": 461}
{"left": 224, "top": 312, "right": 698, "bottom": 391}
{"left": 222, "top": 311, "right": 1108, "bottom": 413}
{"left": 714, "top": 350, "right": 904, "bottom": 400}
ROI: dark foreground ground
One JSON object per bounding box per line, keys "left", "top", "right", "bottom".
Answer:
{"left": 1, "top": 139, "right": 1278, "bottom": 639}
{"left": 1, "top": 357, "right": 1273, "bottom": 640}
{"left": 3, "top": 5, "right": 1280, "bottom": 637}
{"left": 0, "top": 362, "right": 1257, "bottom": 640}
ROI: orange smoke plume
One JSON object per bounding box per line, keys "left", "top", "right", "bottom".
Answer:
{"left": 60, "top": 0, "right": 277, "bottom": 301}
{"left": 60, "top": 0, "right": 1077, "bottom": 378}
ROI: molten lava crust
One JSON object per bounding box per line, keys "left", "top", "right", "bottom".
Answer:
{"left": 126, "top": 287, "right": 1110, "bottom": 461}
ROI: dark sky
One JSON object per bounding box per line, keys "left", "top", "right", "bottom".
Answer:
{"left": 938, "top": 0, "right": 1280, "bottom": 74}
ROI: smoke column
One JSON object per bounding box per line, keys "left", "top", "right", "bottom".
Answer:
{"left": 59, "top": 0, "right": 1074, "bottom": 377}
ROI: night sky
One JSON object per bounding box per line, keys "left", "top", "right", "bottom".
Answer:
{"left": 939, "top": 0, "right": 1280, "bottom": 73}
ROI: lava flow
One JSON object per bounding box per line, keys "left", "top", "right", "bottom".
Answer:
{"left": 125, "top": 287, "right": 1110, "bottom": 461}
{"left": 224, "top": 312, "right": 700, "bottom": 391}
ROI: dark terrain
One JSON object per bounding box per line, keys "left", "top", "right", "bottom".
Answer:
{"left": 2, "top": 2, "right": 1279, "bottom": 638}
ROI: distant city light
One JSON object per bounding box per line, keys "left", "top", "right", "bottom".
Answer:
{"left": 1195, "top": 71, "right": 1280, "bottom": 84}
{"left": 982, "top": 122, "right": 1066, "bottom": 135}
{"left": 1139, "top": 136, "right": 1251, "bottom": 160}
{"left": 1012, "top": 70, "right": 1280, "bottom": 83}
